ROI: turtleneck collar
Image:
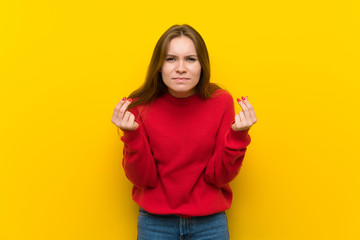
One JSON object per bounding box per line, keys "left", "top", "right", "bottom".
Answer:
{"left": 162, "top": 91, "right": 202, "bottom": 104}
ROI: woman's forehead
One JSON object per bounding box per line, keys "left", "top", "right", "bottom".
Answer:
{"left": 167, "top": 36, "right": 197, "bottom": 55}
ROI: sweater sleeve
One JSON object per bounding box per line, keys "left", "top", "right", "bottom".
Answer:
{"left": 120, "top": 107, "right": 158, "bottom": 189}
{"left": 204, "top": 93, "right": 251, "bottom": 188}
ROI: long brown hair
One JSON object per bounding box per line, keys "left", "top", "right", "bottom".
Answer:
{"left": 127, "top": 24, "right": 221, "bottom": 111}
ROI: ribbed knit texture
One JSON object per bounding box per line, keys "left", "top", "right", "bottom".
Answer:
{"left": 121, "top": 89, "right": 251, "bottom": 217}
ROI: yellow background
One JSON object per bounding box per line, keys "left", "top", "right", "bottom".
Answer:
{"left": 1, "top": 0, "right": 359, "bottom": 239}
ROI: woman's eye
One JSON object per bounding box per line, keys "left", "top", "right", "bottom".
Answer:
{"left": 166, "top": 57, "right": 175, "bottom": 62}
{"left": 187, "top": 58, "right": 196, "bottom": 62}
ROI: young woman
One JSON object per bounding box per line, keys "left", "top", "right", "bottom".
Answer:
{"left": 111, "top": 24, "right": 257, "bottom": 240}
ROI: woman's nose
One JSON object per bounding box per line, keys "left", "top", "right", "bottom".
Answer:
{"left": 176, "top": 60, "right": 186, "bottom": 73}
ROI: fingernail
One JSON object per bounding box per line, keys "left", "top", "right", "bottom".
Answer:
{"left": 122, "top": 97, "right": 126, "bottom": 101}
{"left": 237, "top": 98, "right": 241, "bottom": 102}
{"left": 241, "top": 96, "right": 245, "bottom": 100}
{"left": 128, "top": 98, "right": 133, "bottom": 102}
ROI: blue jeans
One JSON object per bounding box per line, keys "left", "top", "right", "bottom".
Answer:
{"left": 137, "top": 208, "right": 230, "bottom": 240}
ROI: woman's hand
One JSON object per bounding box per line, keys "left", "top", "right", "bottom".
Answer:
{"left": 232, "top": 96, "right": 257, "bottom": 131}
{"left": 111, "top": 97, "right": 139, "bottom": 131}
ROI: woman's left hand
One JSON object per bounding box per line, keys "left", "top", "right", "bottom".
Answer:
{"left": 232, "top": 96, "right": 257, "bottom": 131}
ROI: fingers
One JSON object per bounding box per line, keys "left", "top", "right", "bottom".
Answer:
{"left": 242, "top": 97, "right": 257, "bottom": 123}
{"left": 111, "top": 97, "right": 127, "bottom": 125}
{"left": 124, "top": 111, "right": 131, "bottom": 122}
{"left": 126, "top": 112, "right": 139, "bottom": 130}
{"left": 233, "top": 96, "right": 257, "bottom": 131}
{"left": 237, "top": 96, "right": 257, "bottom": 123}
{"left": 118, "top": 98, "right": 133, "bottom": 120}
{"left": 237, "top": 98, "right": 251, "bottom": 121}
{"left": 128, "top": 113, "right": 135, "bottom": 124}
{"left": 233, "top": 114, "right": 242, "bottom": 130}
{"left": 111, "top": 97, "right": 138, "bottom": 130}
{"left": 121, "top": 109, "right": 138, "bottom": 131}
{"left": 121, "top": 111, "right": 132, "bottom": 129}
{"left": 233, "top": 111, "right": 248, "bottom": 131}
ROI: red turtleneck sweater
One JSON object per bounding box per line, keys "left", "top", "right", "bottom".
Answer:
{"left": 120, "top": 89, "right": 251, "bottom": 217}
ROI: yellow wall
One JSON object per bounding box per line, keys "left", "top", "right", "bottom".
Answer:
{"left": 1, "top": 0, "right": 359, "bottom": 239}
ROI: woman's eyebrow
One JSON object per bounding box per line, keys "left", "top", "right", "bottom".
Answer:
{"left": 166, "top": 54, "right": 198, "bottom": 57}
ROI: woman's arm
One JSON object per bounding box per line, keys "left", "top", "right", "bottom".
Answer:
{"left": 204, "top": 95, "right": 256, "bottom": 188}
{"left": 112, "top": 98, "right": 157, "bottom": 189}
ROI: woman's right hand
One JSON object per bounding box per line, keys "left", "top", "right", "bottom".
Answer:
{"left": 111, "top": 97, "right": 139, "bottom": 131}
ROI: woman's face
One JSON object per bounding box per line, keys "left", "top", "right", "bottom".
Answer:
{"left": 161, "top": 36, "right": 201, "bottom": 98}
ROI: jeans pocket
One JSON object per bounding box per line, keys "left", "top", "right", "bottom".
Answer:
{"left": 138, "top": 207, "right": 151, "bottom": 216}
